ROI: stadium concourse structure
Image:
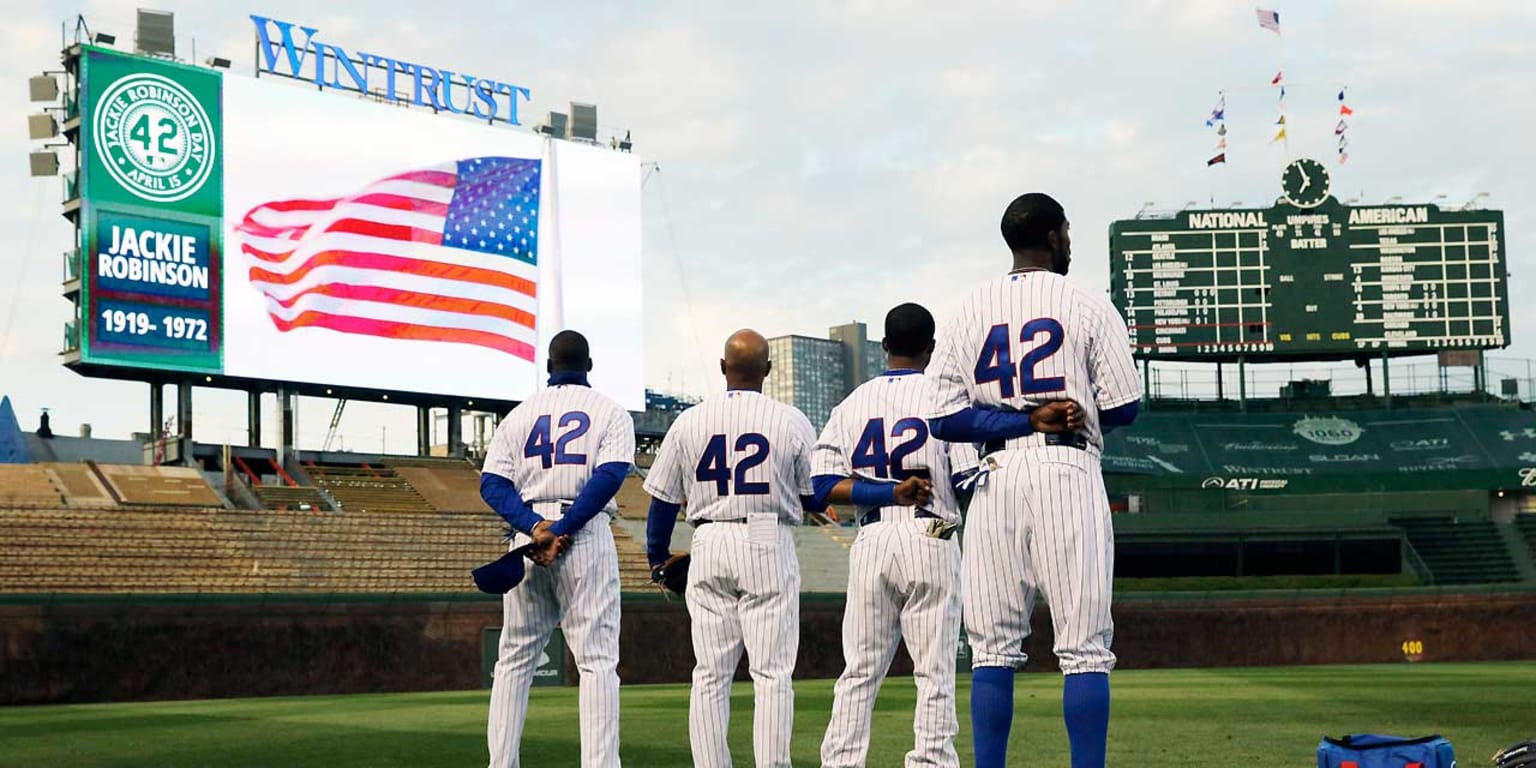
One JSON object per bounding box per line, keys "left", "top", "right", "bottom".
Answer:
{"left": 4, "top": 356, "right": 1536, "bottom": 595}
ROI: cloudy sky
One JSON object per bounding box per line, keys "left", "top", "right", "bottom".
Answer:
{"left": 2, "top": 0, "right": 1534, "bottom": 452}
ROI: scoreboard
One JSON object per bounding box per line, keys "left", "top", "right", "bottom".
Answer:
{"left": 1110, "top": 164, "right": 1509, "bottom": 362}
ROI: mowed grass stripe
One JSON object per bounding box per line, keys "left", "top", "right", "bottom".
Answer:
{"left": 2, "top": 663, "right": 1531, "bottom": 767}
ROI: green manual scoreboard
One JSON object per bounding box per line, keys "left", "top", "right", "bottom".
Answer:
{"left": 1109, "top": 159, "right": 1509, "bottom": 362}
{"left": 69, "top": 45, "right": 224, "bottom": 374}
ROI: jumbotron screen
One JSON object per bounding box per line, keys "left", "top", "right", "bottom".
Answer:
{"left": 1109, "top": 198, "right": 1509, "bottom": 362}
{"left": 73, "top": 46, "right": 643, "bottom": 407}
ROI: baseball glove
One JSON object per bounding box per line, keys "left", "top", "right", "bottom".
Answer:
{"left": 650, "top": 553, "right": 691, "bottom": 595}
{"left": 1495, "top": 740, "right": 1536, "bottom": 768}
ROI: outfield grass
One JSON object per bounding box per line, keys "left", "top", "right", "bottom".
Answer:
{"left": 2, "top": 662, "right": 1531, "bottom": 767}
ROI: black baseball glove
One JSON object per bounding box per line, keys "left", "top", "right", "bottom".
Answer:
{"left": 1495, "top": 740, "right": 1536, "bottom": 768}
{"left": 650, "top": 553, "right": 691, "bottom": 595}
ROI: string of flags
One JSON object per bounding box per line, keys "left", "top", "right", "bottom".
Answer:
{"left": 1201, "top": 9, "right": 1355, "bottom": 168}
{"left": 1336, "top": 88, "right": 1352, "bottom": 164}
{"left": 1206, "top": 92, "right": 1227, "bottom": 166}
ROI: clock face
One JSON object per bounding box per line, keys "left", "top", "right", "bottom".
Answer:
{"left": 1281, "top": 158, "right": 1331, "bottom": 208}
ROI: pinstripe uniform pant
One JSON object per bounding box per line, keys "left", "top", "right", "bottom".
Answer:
{"left": 487, "top": 515, "right": 622, "bottom": 767}
{"left": 961, "top": 448, "right": 1116, "bottom": 675}
{"left": 821, "top": 511, "right": 962, "bottom": 768}
{"left": 686, "top": 521, "right": 801, "bottom": 768}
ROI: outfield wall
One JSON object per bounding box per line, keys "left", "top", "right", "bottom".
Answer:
{"left": 2, "top": 590, "right": 1534, "bottom": 704}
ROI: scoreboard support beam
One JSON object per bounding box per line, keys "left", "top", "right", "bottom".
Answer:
{"left": 277, "top": 387, "right": 295, "bottom": 462}
{"left": 1382, "top": 352, "right": 1393, "bottom": 408}
{"left": 148, "top": 383, "right": 163, "bottom": 452}
{"left": 446, "top": 405, "right": 463, "bottom": 458}
{"left": 176, "top": 382, "right": 193, "bottom": 467}
{"left": 416, "top": 407, "right": 431, "bottom": 457}
{"left": 247, "top": 391, "right": 262, "bottom": 448}
{"left": 1238, "top": 357, "right": 1248, "bottom": 412}
{"left": 1216, "top": 364, "right": 1225, "bottom": 401}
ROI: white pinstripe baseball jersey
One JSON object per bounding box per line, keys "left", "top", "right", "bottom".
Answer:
{"left": 928, "top": 271, "right": 1142, "bottom": 451}
{"left": 812, "top": 371, "right": 966, "bottom": 523}
{"left": 644, "top": 389, "right": 817, "bottom": 523}
{"left": 482, "top": 384, "right": 635, "bottom": 507}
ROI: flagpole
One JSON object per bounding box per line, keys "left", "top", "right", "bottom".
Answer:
{"left": 538, "top": 136, "right": 566, "bottom": 384}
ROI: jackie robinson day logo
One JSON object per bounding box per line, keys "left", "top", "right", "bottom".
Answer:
{"left": 93, "top": 72, "right": 215, "bottom": 203}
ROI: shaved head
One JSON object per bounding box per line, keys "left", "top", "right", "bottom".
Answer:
{"left": 721, "top": 329, "right": 771, "bottom": 389}
{"left": 547, "top": 330, "right": 593, "bottom": 373}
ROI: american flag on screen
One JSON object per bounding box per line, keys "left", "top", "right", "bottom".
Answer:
{"left": 234, "top": 157, "right": 542, "bottom": 361}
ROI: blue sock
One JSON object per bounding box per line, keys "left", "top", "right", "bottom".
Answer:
{"left": 1063, "top": 672, "right": 1110, "bottom": 768}
{"left": 970, "top": 666, "right": 1014, "bottom": 768}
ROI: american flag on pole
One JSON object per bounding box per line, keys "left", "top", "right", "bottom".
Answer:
{"left": 1256, "top": 8, "right": 1281, "bottom": 33}
{"left": 234, "top": 157, "right": 542, "bottom": 361}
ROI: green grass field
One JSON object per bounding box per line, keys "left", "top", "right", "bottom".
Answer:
{"left": 3, "top": 663, "right": 1530, "bottom": 767}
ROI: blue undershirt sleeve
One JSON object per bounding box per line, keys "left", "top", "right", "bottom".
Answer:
{"left": 849, "top": 479, "right": 897, "bottom": 507}
{"left": 1100, "top": 401, "right": 1140, "bottom": 433}
{"left": 810, "top": 474, "right": 845, "bottom": 511}
{"left": 929, "top": 406, "right": 1035, "bottom": 443}
{"left": 549, "top": 461, "right": 632, "bottom": 538}
{"left": 480, "top": 473, "right": 544, "bottom": 535}
{"left": 645, "top": 499, "right": 683, "bottom": 566}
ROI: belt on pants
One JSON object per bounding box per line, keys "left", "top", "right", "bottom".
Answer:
{"left": 858, "top": 508, "right": 940, "bottom": 527}
{"left": 691, "top": 518, "right": 748, "bottom": 527}
{"left": 982, "top": 430, "right": 1089, "bottom": 456}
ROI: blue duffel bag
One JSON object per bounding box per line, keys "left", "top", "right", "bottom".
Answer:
{"left": 1317, "top": 734, "right": 1456, "bottom": 768}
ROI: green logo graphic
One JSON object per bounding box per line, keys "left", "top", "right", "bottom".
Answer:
{"left": 92, "top": 72, "right": 215, "bottom": 203}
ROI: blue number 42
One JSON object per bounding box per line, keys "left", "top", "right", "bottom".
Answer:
{"left": 524, "top": 412, "right": 591, "bottom": 469}
{"left": 974, "top": 318, "right": 1066, "bottom": 397}
{"left": 695, "top": 433, "right": 771, "bottom": 496}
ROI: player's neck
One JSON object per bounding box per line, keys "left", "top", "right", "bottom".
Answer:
{"left": 724, "top": 377, "right": 764, "bottom": 393}
{"left": 1009, "top": 251, "right": 1052, "bottom": 274}
{"left": 547, "top": 370, "right": 590, "bottom": 387}
{"left": 885, "top": 356, "right": 925, "bottom": 374}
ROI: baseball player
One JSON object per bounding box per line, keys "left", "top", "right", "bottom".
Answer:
{"left": 812, "top": 302, "right": 981, "bottom": 768}
{"left": 480, "top": 330, "right": 636, "bottom": 768}
{"left": 927, "top": 193, "right": 1141, "bottom": 768}
{"left": 644, "top": 329, "right": 823, "bottom": 768}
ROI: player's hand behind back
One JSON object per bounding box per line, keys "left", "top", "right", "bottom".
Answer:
{"left": 893, "top": 476, "right": 933, "bottom": 507}
{"left": 528, "top": 521, "right": 572, "bottom": 567}
{"left": 1030, "top": 400, "right": 1085, "bottom": 434}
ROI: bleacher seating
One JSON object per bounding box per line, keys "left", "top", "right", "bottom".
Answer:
{"left": 307, "top": 465, "right": 432, "bottom": 514}
{"left": 0, "top": 505, "right": 508, "bottom": 593}
{"left": 391, "top": 465, "right": 488, "bottom": 513}
{"left": 251, "top": 484, "right": 334, "bottom": 512}
{"left": 96, "top": 464, "right": 224, "bottom": 507}
{"left": 1514, "top": 515, "right": 1536, "bottom": 560}
{"left": 613, "top": 476, "right": 651, "bottom": 519}
{"left": 0, "top": 465, "right": 64, "bottom": 506}
{"left": 1392, "top": 516, "right": 1522, "bottom": 585}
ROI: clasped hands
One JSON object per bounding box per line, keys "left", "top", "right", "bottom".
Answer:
{"left": 526, "top": 521, "right": 572, "bottom": 567}
{"left": 894, "top": 399, "right": 1084, "bottom": 506}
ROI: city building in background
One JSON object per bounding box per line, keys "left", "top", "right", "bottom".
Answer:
{"left": 765, "top": 322, "right": 885, "bottom": 429}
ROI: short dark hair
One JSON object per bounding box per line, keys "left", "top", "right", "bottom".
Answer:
{"left": 1000, "top": 193, "right": 1066, "bottom": 252}
{"left": 884, "top": 303, "right": 935, "bottom": 357}
{"left": 547, "top": 330, "right": 591, "bottom": 370}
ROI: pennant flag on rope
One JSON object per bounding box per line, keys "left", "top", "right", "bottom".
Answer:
{"left": 1276, "top": 115, "right": 1287, "bottom": 125}
{"left": 1335, "top": 120, "right": 1348, "bottom": 135}
{"left": 1208, "top": 153, "right": 1227, "bottom": 166}
{"left": 1340, "top": 103, "right": 1354, "bottom": 116}
{"left": 1272, "top": 70, "right": 1284, "bottom": 85}
{"left": 1271, "top": 127, "right": 1287, "bottom": 143}
{"left": 1217, "top": 124, "right": 1228, "bottom": 136}
{"left": 1217, "top": 138, "right": 1227, "bottom": 149}
{"left": 1338, "top": 89, "right": 1347, "bottom": 101}
{"left": 1257, "top": 8, "right": 1281, "bottom": 33}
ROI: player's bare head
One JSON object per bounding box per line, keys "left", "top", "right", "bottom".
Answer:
{"left": 720, "top": 329, "right": 771, "bottom": 388}
{"left": 1001, "top": 192, "right": 1071, "bottom": 275}
{"left": 883, "top": 302, "right": 936, "bottom": 367}
{"left": 547, "top": 330, "right": 592, "bottom": 373}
